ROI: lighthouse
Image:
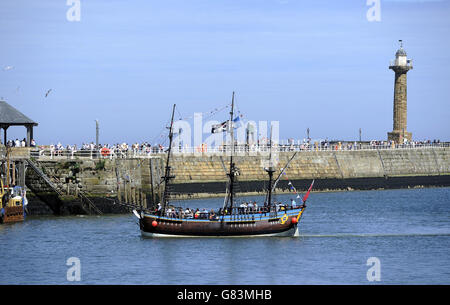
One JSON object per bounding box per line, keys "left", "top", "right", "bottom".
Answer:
{"left": 387, "top": 40, "right": 413, "bottom": 144}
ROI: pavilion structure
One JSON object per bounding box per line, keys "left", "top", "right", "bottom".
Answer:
{"left": 0, "top": 100, "right": 38, "bottom": 147}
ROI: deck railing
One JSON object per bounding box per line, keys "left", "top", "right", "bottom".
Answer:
{"left": 150, "top": 204, "right": 304, "bottom": 221}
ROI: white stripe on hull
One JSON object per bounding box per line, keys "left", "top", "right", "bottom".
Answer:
{"left": 140, "top": 225, "right": 299, "bottom": 238}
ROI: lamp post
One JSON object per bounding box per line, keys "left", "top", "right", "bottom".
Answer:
{"left": 95, "top": 119, "right": 99, "bottom": 150}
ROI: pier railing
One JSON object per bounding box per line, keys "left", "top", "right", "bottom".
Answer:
{"left": 27, "top": 142, "right": 449, "bottom": 160}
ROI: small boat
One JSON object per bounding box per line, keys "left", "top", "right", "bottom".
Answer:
{"left": 135, "top": 93, "right": 314, "bottom": 237}
{"left": 1, "top": 147, "right": 26, "bottom": 224}
{"left": 1, "top": 181, "right": 26, "bottom": 224}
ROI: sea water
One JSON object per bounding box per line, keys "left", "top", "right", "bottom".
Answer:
{"left": 0, "top": 187, "right": 449, "bottom": 284}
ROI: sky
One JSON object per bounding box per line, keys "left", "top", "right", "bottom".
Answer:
{"left": 0, "top": 0, "right": 449, "bottom": 146}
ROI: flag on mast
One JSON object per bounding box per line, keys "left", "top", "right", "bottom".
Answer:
{"left": 302, "top": 180, "right": 315, "bottom": 203}
{"left": 211, "top": 114, "right": 243, "bottom": 133}
{"left": 211, "top": 121, "right": 228, "bottom": 133}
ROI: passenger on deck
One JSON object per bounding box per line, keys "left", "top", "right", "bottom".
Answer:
{"left": 156, "top": 203, "right": 162, "bottom": 215}
{"left": 253, "top": 201, "right": 258, "bottom": 212}
{"left": 291, "top": 199, "right": 297, "bottom": 208}
{"left": 239, "top": 202, "right": 246, "bottom": 214}
{"left": 200, "top": 208, "right": 208, "bottom": 219}
{"left": 185, "top": 208, "right": 193, "bottom": 218}
{"left": 209, "top": 209, "right": 218, "bottom": 221}
{"left": 276, "top": 202, "right": 284, "bottom": 211}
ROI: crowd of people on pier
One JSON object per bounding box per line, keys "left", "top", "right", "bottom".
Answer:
{"left": 35, "top": 141, "right": 165, "bottom": 157}
{"left": 2, "top": 137, "right": 445, "bottom": 158}
{"left": 298, "top": 139, "right": 443, "bottom": 152}
{"left": 3, "top": 138, "right": 36, "bottom": 148}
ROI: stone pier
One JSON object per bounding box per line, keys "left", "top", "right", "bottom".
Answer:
{"left": 21, "top": 147, "right": 450, "bottom": 215}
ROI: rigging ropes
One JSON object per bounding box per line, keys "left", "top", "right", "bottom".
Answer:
{"left": 150, "top": 103, "right": 244, "bottom": 145}
{"left": 280, "top": 171, "right": 303, "bottom": 202}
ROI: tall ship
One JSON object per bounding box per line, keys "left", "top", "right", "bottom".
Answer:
{"left": 135, "top": 93, "right": 314, "bottom": 237}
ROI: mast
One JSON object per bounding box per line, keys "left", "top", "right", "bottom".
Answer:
{"left": 227, "top": 92, "right": 236, "bottom": 212}
{"left": 271, "top": 151, "right": 297, "bottom": 193}
{"left": 265, "top": 127, "right": 275, "bottom": 209}
{"left": 161, "top": 104, "right": 176, "bottom": 215}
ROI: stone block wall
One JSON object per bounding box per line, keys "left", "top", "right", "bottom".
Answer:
{"left": 24, "top": 147, "right": 450, "bottom": 214}
{"left": 169, "top": 147, "right": 449, "bottom": 184}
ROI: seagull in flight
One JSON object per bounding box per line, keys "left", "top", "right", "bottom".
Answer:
{"left": 3, "top": 65, "right": 14, "bottom": 71}
{"left": 45, "top": 89, "right": 52, "bottom": 98}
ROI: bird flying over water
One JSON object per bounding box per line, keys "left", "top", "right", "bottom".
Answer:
{"left": 45, "top": 89, "right": 52, "bottom": 97}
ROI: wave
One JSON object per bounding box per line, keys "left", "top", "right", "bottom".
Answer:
{"left": 300, "top": 232, "right": 450, "bottom": 238}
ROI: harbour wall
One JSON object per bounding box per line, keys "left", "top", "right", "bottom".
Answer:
{"left": 25, "top": 147, "right": 450, "bottom": 214}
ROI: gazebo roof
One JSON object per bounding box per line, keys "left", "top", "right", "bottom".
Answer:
{"left": 0, "top": 100, "right": 38, "bottom": 126}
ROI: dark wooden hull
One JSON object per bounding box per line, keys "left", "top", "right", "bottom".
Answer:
{"left": 1, "top": 206, "right": 24, "bottom": 224}
{"left": 140, "top": 207, "right": 305, "bottom": 237}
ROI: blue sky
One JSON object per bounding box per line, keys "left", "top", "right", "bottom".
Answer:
{"left": 0, "top": 0, "right": 449, "bottom": 145}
